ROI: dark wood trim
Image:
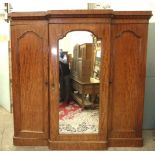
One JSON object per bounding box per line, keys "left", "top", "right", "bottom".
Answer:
{"left": 13, "top": 137, "right": 48, "bottom": 146}
{"left": 48, "top": 140, "right": 107, "bottom": 150}
{"left": 108, "top": 138, "right": 143, "bottom": 147}
{"left": 57, "top": 134, "right": 99, "bottom": 141}
{"left": 9, "top": 10, "right": 152, "bottom": 20}
{"left": 113, "top": 11, "right": 152, "bottom": 19}
{"left": 49, "top": 18, "right": 111, "bottom": 24}
{"left": 8, "top": 12, "right": 47, "bottom": 20}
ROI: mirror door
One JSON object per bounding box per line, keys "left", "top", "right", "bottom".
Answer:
{"left": 49, "top": 23, "right": 110, "bottom": 149}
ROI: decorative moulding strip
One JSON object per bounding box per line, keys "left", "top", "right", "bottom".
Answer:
{"left": 9, "top": 10, "right": 152, "bottom": 20}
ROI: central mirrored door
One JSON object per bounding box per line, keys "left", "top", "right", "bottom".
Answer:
{"left": 58, "top": 31, "right": 101, "bottom": 134}
{"left": 49, "top": 23, "right": 110, "bottom": 149}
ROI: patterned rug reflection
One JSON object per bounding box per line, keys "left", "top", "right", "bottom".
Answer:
{"left": 59, "top": 102, "right": 99, "bottom": 134}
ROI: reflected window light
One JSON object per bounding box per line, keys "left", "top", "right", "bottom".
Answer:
{"left": 51, "top": 48, "right": 57, "bottom": 55}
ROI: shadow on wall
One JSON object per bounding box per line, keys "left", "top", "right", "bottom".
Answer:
{"left": 143, "top": 22, "right": 155, "bottom": 129}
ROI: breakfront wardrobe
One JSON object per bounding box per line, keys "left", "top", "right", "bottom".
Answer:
{"left": 9, "top": 10, "right": 152, "bottom": 150}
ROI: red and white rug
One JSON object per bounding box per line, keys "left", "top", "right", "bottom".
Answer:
{"left": 59, "top": 101, "right": 82, "bottom": 120}
{"left": 59, "top": 101, "right": 99, "bottom": 134}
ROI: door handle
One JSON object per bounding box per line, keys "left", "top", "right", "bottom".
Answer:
{"left": 45, "top": 81, "right": 55, "bottom": 90}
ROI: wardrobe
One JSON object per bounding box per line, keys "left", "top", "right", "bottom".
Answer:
{"left": 9, "top": 10, "right": 152, "bottom": 150}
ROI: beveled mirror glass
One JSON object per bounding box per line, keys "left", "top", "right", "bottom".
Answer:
{"left": 58, "top": 31, "right": 101, "bottom": 134}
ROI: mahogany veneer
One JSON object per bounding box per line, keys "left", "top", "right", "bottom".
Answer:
{"left": 9, "top": 10, "right": 152, "bottom": 150}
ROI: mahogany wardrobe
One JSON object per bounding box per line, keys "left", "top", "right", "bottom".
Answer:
{"left": 9, "top": 10, "right": 152, "bottom": 150}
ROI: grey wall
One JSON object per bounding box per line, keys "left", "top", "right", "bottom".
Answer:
{"left": 0, "top": 22, "right": 10, "bottom": 112}
{"left": 143, "top": 23, "right": 155, "bottom": 129}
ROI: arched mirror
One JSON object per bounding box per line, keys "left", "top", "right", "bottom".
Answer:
{"left": 58, "top": 31, "right": 101, "bottom": 134}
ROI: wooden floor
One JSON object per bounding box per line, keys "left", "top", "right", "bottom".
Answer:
{"left": 0, "top": 106, "right": 155, "bottom": 151}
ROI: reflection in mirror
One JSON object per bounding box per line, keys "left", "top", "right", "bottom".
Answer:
{"left": 58, "top": 31, "right": 101, "bottom": 134}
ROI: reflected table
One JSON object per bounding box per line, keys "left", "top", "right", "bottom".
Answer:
{"left": 71, "top": 77, "right": 100, "bottom": 108}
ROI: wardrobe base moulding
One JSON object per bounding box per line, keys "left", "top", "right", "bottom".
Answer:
{"left": 48, "top": 140, "right": 107, "bottom": 150}
{"left": 108, "top": 138, "right": 143, "bottom": 147}
{"left": 13, "top": 137, "right": 48, "bottom": 146}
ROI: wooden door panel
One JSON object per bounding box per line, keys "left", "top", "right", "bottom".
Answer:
{"left": 112, "top": 31, "right": 140, "bottom": 133}
{"left": 19, "top": 31, "right": 44, "bottom": 132}
{"left": 11, "top": 22, "right": 49, "bottom": 139}
{"left": 109, "top": 24, "right": 148, "bottom": 139}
